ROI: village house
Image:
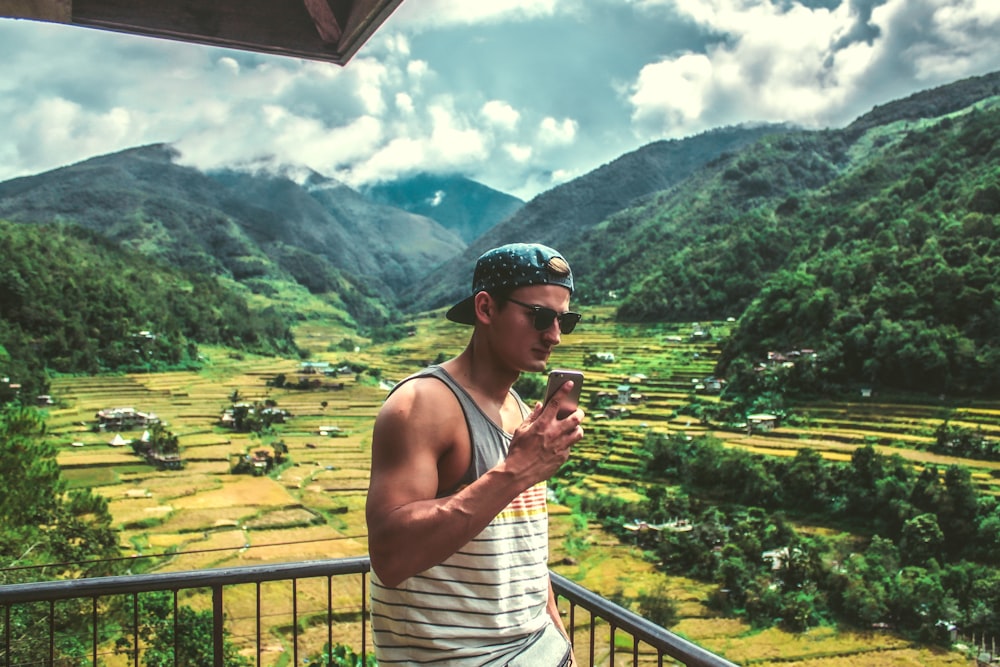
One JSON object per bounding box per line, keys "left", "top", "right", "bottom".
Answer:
{"left": 95, "top": 407, "right": 159, "bottom": 430}
{"left": 747, "top": 413, "right": 779, "bottom": 432}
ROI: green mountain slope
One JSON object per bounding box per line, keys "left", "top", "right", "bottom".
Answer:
{"left": 405, "top": 123, "right": 792, "bottom": 313}
{"left": 721, "top": 99, "right": 1000, "bottom": 395}
{"left": 0, "top": 221, "right": 297, "bottom": 399}
{"left": 563, "top": 70, "right": 1000, "bottom": 395}
{"left": 0, "top": 145, "right": 465, "bottom": 327}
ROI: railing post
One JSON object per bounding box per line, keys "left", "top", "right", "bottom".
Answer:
{"left": 362, "top": 572, "right": 369, "bottom": 661}
{"left": 48, "top": 600, "right": 55, "bottom": 665}
{"left": 92, "top": 597, "right": 98, "bottom": 667}
{"left": 213, "top": 584, "right": 224, "bottom": 667}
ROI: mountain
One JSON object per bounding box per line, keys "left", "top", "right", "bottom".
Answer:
{"left": 404, "top": 123, "right": 794, "bottom": 313}
{"left": 360, "top": 173, "right": 524, "bottom": 244}
{"left": 0, "top": 144, "right": 466, "bottom": 326}
{"left": 575, "top": 71, "right": 1000, "bottom": 394}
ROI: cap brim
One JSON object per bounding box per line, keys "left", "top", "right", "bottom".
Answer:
{"left": 445, "top": 295, "right": 476, "bottom": 325}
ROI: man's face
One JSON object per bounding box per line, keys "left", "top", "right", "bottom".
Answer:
{"left": 490, "top": 284, "right": 573, "bottom": 373}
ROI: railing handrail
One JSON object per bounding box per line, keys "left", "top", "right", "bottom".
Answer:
{"left": 550, "top": 571, "right": 740, "bottom": 667}
{"left": 0, "top": 557, "right": 370, "bottom": 604}
{"left": 0, "top": 557, "right": 739, "bottom": 666}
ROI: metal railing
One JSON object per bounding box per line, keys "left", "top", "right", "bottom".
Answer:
{"left": 0, "top": 557, "right": 738, "bottom": 666}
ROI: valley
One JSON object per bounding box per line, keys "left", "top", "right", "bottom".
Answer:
{"left": 42, "top": 307, "right": 993, "bottom": 665}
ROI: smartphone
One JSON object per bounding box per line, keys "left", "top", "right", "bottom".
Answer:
{"left": 545, "top": 369, "right": 584, "bottom": 418}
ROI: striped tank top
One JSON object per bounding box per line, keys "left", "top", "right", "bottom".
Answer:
{"left": 370, "top": 366, "right": 552, "bottom": 666}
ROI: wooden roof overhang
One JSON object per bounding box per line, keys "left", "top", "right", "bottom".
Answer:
{"left": 0, "top": 0, "right": 405, "bottom": 65}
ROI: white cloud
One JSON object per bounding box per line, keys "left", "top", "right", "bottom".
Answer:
{"left": 391, "top": 0, "right": 562, "bottom": 29}
{"left": 1, "top": 1, "right": 998, "bottom": 197}
{"left": 217, "top": 57, "right": 240, "bottom": 75}
{"left": 395, "top": 92, "right": 415, "bottom": 114}
{"left": 481, "top": 100, "right": 520, "bottom": 131}
{"left": 537, "top": 116, "right": 577, "bottom": 146}
{"left": 504, "top": 143, "right": 533, "bottom": 162}
{"left": 627, "top": 0, "right": 1000, "bottom": 140}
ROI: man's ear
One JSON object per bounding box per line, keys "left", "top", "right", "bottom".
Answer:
{"left": 473, "top": 291, "right": 494, "bottom": 326}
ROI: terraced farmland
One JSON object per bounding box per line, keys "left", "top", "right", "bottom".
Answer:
{"left": 39, "top": 309, "right": 993, "bottom": 665}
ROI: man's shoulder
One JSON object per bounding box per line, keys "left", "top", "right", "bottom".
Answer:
{"left": 381, "top": 371, "right": 463, "bottom": 416}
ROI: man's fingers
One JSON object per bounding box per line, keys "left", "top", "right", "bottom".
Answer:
{"left": 544, "top": 380, "right": 575, "bottom": 414}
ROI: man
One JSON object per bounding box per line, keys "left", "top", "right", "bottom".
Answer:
{"left": 366, "top": 242, "right": 585, "bottom": 666}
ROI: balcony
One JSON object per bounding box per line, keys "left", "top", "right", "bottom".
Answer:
{"left": 0, "top": 557, "right": 737, "bottom": 666}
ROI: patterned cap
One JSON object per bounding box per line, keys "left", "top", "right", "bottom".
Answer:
{"left": 446, "top": 243, "right": 574, "bottom": 325}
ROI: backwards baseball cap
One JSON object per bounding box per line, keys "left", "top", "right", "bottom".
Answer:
{"left": 446, "top": 242, "right": 574, "bottom": 325}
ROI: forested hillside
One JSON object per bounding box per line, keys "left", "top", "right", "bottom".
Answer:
{"left": 563, "top": 73, "right": 1000, "bottom": 396}
{"left": 0, "top": 221, "right": 297, "bottom": 398}
{"left": 406, "top": 123, "right": 790, "bottom": 313}
{"left": 0, "top": 144, "right": 463, "bottom": 328}
{"left": 721, "top": 102, "right": 1000, "bottom": 395}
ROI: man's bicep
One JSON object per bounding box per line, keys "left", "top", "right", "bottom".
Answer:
{"left": 366, "top": 392, "right": 448, "bottom": 518}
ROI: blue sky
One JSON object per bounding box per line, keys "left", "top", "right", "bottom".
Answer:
{"left": 1, "top": 0, "right": 998, "bottom": 200}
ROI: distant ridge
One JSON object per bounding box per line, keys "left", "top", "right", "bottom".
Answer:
{"left": 361, "top": 173, "right": 524, "bottom": 244}
{"left": 404, "top": 123, "right": 793, "bottom": 314}
{"left": 847, "top": 69, "right": 1000, "bottom": 135}
{"left": 0, "top": 144, "right": 466, "bottom": 325}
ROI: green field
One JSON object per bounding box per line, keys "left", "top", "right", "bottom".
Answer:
{"left": 42, "top": 307, "right": 991, "bottom": 665}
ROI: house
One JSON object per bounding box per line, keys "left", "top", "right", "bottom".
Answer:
{"left": 299, "top": 361, "right": 332, "bottom": 375}
{"left": 617, "top": 384, "right": 633, "bottom": 404}
{"left": 695, "top": 377, "right": 725, "bottom": 394}
{"left": 762, "top": 546, "right": 790, "bottom": 571}
{"left": 747, "top": 414, "right": 779, "bottom": 432}
{"left": 95, "top": 407, "right": 159, "bottom": 430}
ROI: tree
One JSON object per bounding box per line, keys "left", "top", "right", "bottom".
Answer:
{"left": 0, "top": 405, "right": 123, "bottom": 663}
{"left": 899, "top": 514, "right": 945, "bottom": 566}
{"left": 304, "top": 643, "right": 376, "bottom": 667}
{"left": 115, "top": 591, "right": 250, "bottom": 667}
{"left": 638, "top": 584, "right": 680, "bottom": 628}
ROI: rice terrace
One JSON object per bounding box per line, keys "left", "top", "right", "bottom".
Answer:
{"left": 33, "top": 304, "right": 997, "bottom": 665}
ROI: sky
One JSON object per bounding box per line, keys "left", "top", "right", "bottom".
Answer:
{"left": 1, "top": 0, "right": 999, "bottom": 201}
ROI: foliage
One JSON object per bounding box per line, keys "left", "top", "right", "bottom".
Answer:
{"left": 114, "top": 590, "right": 250, "bottom": 667}
{"left": 718, "top": 105, "right": 1000, "bottom": 395}
{"left": 513, "top": 372, "right": 546, "bottom": 403}
{"left": 637, "top": 584, "right": 680, "bottom": 628}
{"left": 303, "top": 643, "right": 377, "bottom": 667}
{"left": 0, "top": 221, "right": 298, "bottom": 396}
{"left": 0, "top": 405, "right": 123, "bottom": 663}
{"left": 613, "top": 431, "right": 1000, "bottom": 640}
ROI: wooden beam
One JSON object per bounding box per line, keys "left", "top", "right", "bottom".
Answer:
{"left": 302, "top": 0, "right": 341, "bottom": 43}
{"left": 0, "top": 0, "right": 71, "bottom": 22}
{"left": 338, "top": 0, "right": 403, "bottom": 61}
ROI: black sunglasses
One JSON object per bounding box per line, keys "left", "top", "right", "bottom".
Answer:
{"left": 506, "top": 297, "right": 582, "bottom": 334}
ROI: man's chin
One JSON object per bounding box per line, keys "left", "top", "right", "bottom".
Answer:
{"left": 524, "top": 356, "right": 550, "bottom": 373}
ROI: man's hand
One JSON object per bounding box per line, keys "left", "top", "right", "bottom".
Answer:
{"left": 505, "top": 381, "right": 584, "bottom": 485}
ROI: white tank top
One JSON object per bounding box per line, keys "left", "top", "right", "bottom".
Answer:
{"left": 370, "top": 366, "right": 552, "bottom": 666}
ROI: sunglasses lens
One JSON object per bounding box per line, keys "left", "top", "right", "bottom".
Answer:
{"left": 558, "top": 313, "right": 581, "bottom": 334}
{"left": 532, "top": 308, "right": 558, "bottom": 331}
